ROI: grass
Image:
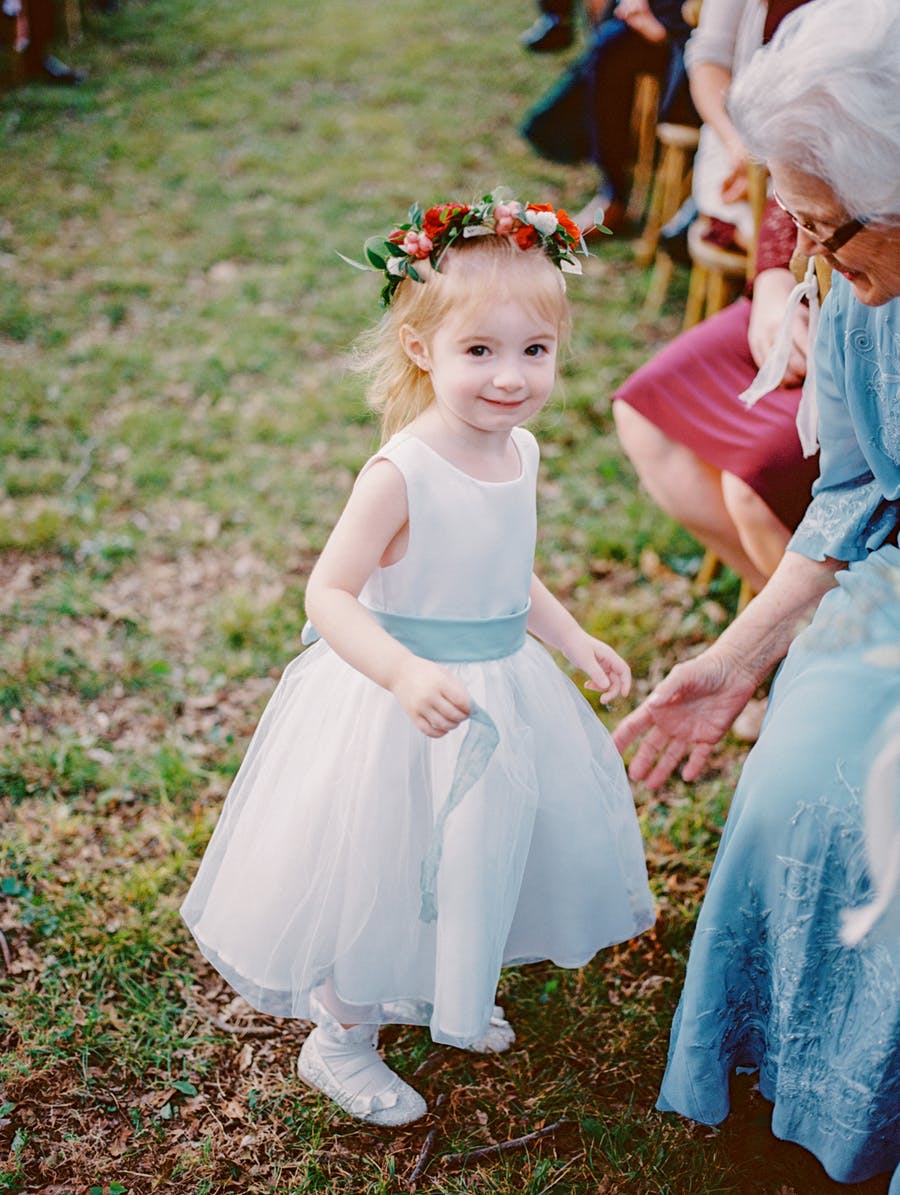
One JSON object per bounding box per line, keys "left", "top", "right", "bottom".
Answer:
{"left": 0, "top": 2, "right": 891, "bottom": 1192}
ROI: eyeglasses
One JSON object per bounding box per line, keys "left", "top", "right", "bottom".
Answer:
{"left": 773, "top": 190, "right": 867, "bottom": 254}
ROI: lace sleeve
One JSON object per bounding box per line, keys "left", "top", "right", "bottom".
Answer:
{"left": 789, "top": 474, "right": 900, "bottom": 563}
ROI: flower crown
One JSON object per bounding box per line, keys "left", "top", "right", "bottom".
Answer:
{"left": 342, "top": 191, "right": 600, "bottom": 307}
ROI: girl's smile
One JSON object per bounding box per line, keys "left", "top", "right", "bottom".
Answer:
{"left": 402, "top": 299, "right": 560, "bottom": 440}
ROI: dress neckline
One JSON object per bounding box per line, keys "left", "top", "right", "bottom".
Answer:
{"left": 397, "top": 429, "right": 526, "bottom": 486}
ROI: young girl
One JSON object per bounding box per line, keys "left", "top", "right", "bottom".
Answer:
{"left": 181, "top": 193, "right": 654, "bottom": 1128}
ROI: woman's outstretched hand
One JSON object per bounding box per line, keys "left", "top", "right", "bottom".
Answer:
{"left": 612, "top": 649, "right": 758, "bottom": 788}
{"left": 391, "top": 657, "right": 472, "bottom": 739}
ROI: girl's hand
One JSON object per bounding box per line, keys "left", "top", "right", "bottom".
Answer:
{"left": 564, "top": 630, "right": 632, "bottom": 703}
{"left": 391, "top": 657, "right": 471, "bottom": 738}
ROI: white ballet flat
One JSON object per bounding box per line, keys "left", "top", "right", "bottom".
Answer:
{"left": 297, "top": 1025, "right": 427, "bottom": 1127}
{"left": 464, "top": 1005, "right": 516, "bottom": 1054}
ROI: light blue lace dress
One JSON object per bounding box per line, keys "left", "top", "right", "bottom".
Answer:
{"left": 658, "top": 276, "right": 900, "bottom": 1186}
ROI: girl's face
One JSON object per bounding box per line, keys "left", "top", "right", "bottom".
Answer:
{"left": 403, "top": 297, "right": 559, "bottom": 437}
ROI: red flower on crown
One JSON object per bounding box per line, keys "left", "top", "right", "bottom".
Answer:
{"left": 556, "top": 209, "right": 581, "bottom": 243}
{"left": 423, "top": 203, "right": 471, "bottom": 241}
{"left": 513, "top": 224, "right": 539, "bottom": 249}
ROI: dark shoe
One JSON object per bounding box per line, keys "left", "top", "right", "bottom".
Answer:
{"left": 41, "top": 55, "right": 87, "bottom": 85}
{"left": 518, "top": 14, "right": 574, "bottom": 52}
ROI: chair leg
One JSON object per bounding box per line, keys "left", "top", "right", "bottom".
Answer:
{"left": 641, "top": 250, "right": 675, "bottom": 320}
{"left": 694, "top": 549, "right": 720, "bottom": 590}
{"left": 633, "top": 174, "right": 665, "bottom": 268}
{"left": 64, "top": 0, "right": 82, "bottom": 44}
{"left": 706, "top": 270, "right": 731, "bottom": 316}
{"left": 683, "top": 262, "right": 708, "bottom": 329}
{"left": 737, "top": 580, "right": 755, "bottom": 613}
{"left": 626, "top": 74, "right": 660, "bottom": 226}
{"left": 634, "top": 142, "right": 689, "bottom": 268}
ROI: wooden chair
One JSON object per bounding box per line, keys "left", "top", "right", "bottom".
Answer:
{"left": 634, "top": 0, "right": 703, "bottom": 311}
{"left": 64, "top": 0, "right": 83, "bottom": 44}
{"left": 625, "top": 73, "right": 662, "bottom": 227}
{"left": 636, "top": 121, "right": 701, "bottom": 313}
{"left": 694, "top": 554, "right": 756, "bottom": 613}
{"left": 681, "top": 222, "right": 747, "bottom": 329}
{"left": 682, "top": 160, "right": 768, "bottom": 330}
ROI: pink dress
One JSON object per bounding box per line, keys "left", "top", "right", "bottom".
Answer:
{"left": 614, "top": 201, "right": 819, "bottom": 529}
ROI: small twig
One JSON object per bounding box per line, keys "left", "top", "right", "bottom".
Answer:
{"left": 412, "top": 1047, "right": 452, "bottom": 1078}
{"left": 64, "top": 437, "right": 97, "bottom": 494}
{"left": 183, "top": 994, "right": 277, "bottom": 1038}
{"left": 405, "top": 1092, "right": 447, "bottom": 1188}
{"left": 440, "top": 1119, "right": 569, "bottom": 1168}
{"left": 0, "top": 930, "right": 11, "bottom": 973}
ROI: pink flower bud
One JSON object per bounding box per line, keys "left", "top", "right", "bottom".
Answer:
{"left": 401, "top": 231, "right": 434, "bottom": 258}
{"left": 493, "top": 203, "right": 516, "bottom": 235}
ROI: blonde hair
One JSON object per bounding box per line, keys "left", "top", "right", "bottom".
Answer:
{"left": 352, "top": 236, "right": 571, "bottom": 441}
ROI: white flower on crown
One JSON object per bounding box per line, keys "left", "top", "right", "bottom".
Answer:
{"left": 525, "top": 210, "right": 560, "bottom": 236}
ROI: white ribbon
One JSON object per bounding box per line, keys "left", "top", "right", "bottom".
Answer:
{"left": 739, "top": 256, "right": 821, "bottom": 458}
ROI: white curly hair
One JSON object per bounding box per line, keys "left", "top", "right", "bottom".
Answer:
{"left": 729, "top": 0, "right": 900, "bottom": 224}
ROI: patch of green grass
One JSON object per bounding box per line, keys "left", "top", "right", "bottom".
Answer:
{"left": 0, "top": 1, "right": 860, "bottom": 1192}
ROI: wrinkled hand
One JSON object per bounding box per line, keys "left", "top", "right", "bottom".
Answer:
{"left": 612, "top": 650, "right": 757, "bottom": 788}
{"left": 391, "top": 657, "right": 471, "bottom": 738}
{"left": 566, "top": 631, "right": 632, "bottom": 703}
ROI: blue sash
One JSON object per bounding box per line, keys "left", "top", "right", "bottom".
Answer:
{"left": 302, "top": 606, "right": 529, "bottom": 921}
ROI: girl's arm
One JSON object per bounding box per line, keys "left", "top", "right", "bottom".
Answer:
{"left": 304, "top": 460, "right": 470, "bottom": 737}
{"left": 527, "top": 575, "right": 631, "bottom": 702}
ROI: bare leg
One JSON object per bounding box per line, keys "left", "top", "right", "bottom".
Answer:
{"left": 613, "top": 402, "right": 768, "bottom": 591}
{"left": 721, "top": 471, "right": 791, "bottom": 582}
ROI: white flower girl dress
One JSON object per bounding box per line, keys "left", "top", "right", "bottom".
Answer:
{"left": 181, "top": 427, "right": 654, "bottom": 1046}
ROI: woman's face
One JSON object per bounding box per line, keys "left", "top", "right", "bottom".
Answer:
{"left": 769, "top": 162, "right": 900, "bottom": 306}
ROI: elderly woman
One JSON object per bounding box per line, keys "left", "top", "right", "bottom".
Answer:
{"left": 613, "top": 0, "right": 900, "bottom": 1185}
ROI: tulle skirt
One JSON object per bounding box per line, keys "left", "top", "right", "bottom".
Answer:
{"left": 181, "top": 636, "right": 654, "bottom": 1046}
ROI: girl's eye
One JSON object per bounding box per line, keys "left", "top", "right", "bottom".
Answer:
{"left": 467, "top": 345, "right": 490, "bottom": 357}
{"left": 525, "top": 344, "right": 548, "bottom": 357}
